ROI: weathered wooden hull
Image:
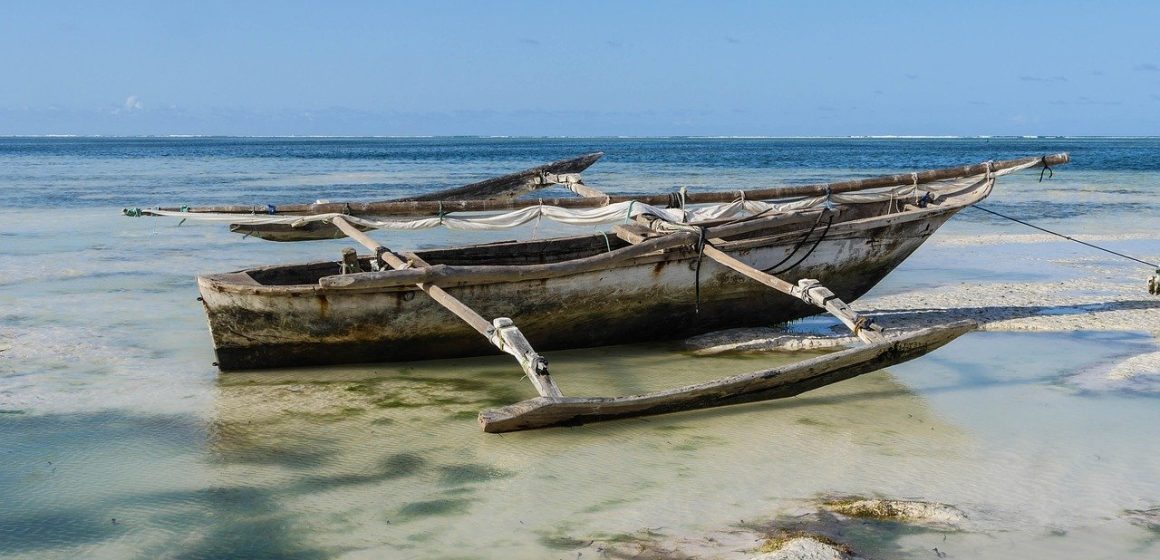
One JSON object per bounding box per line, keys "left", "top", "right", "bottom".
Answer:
{"left": 198, "top": 205, "right": 961, "bottom": 371}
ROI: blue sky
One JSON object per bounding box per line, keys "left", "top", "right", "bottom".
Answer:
{"left": 1, "top": 0, "right": 1157, "bottom": 136}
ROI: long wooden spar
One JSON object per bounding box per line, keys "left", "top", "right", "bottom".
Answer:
{"left": 329, "top": 216, "right": 562, "bottom": 399}
{"left": 612, "top": 221, "right": 886, "bottom": 344}
{"left": 157, "top": 152, "right": 603, "bottom": 214}
{"left": 164, "top": 153, "right": 1068, "bottom": 217}
{"left": 703, "top": 245, "right": 887, "bottom": 343}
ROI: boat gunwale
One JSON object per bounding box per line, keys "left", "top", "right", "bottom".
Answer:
{"left": 198, "top": 186, "right": 982, "bottom": 297}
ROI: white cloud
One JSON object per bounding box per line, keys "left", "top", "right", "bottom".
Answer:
{"left": 123, "top": 95, "right": 143, "bottom": 111}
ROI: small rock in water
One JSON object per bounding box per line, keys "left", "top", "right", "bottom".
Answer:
{"left": 821, "top": 498, "right": 965, "bottom": 528}
{"left": 752, "top": 535, "right": 864, "bottom": 560}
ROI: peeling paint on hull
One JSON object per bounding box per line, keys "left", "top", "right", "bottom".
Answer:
{"left": 198, "top": 210, "right": 957, "bottom": 371}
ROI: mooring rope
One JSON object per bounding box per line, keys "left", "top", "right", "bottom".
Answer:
{"left": 972, "top": 204, "right": 1159, "bottom": 268}
{"left": 1039, "top": 157, "right": 1054, "bottom": 182}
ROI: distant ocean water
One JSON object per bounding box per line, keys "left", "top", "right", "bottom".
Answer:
{"left": 1, "top": 136, "right": 1158, "bottom": 206}
{"left": 2, "top": 136, "right": 1157, "bottom": 235}
{"left": 2, "top": 137, "right": 1159, "bottom": 559}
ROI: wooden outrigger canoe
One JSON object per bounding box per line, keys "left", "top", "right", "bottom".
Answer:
{"left": 131, "top": 152, "right": 1069, "bottom": 431}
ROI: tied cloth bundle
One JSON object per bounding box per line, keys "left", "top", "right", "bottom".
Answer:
{"left": 1150, "top": 271, "right": 1160, "bottom": 296}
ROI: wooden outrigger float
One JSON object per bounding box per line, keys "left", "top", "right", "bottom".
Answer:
{"left": 129, "top": 152, "right": 1069, "bottom": 432}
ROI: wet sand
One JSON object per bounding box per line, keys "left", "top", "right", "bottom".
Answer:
{"left": 691, "top": 232, "right": 1160, "bottom": 395}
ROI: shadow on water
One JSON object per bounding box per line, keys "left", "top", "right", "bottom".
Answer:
{"left": 129, "top": 486, "right": 329, "bottom": 560}
{"left": 0, "top": 510, "right": 116, "bottom": 555}
{"left": 396, "top": 497, "right": 476, "bottom": 522}
{"left": 0, "top": 411, "right": 331, "bottom": 559}
{"left": 206, "top": 419, "right": 339, "bottom": 469}
{"left": 292, "top": 452, "right": 428, "bottom": 492}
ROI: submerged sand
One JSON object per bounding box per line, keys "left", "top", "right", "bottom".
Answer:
{"left": 689, "top": 233, "right": 1160, "bottom": 393}
{"left": 3, "top": 213, "right": 1158, "bottom": 559}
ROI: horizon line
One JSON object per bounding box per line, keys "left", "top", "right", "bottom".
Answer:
{"left": 3, "top": 134, "right": 1159, "bottom": 140}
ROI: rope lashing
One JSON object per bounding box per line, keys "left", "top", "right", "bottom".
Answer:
{"left": 762, "top": 207, "right": 833, "bottom": 275}
{"left": 1039, "top": 156, "right": 1053, "bottom": 182}
{"left": 374, "top": 246, "right": 391, "bottom": 269}
{"left": 532, "top": 199, "right": 544, "bottom": 240}
{"left": 487, "top": 324, "right": 506, "bottom": 352}
{"left": 624, "top": 200, "right": 636, "bottom": 224}
{"left": 596, "top": 230, "right": 611, "bottom": 253}
{"left": 488, "top": 318, "right": 550, "bottom": 376}
{"left": 853, "top": 315, "right": 875, "bottom": 336}
{"left": 772, "top": 211, "right": 833, "bottom": 275}
{"left": 916, "top": 192, "right": 934, "bottom": 208}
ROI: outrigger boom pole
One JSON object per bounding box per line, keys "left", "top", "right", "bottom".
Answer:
{"left": 329, "top": 216, "right": 563, "bottom": 400}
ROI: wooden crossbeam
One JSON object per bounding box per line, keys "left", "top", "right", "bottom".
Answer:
{"left": 330, "top": 216, "right": 562, "bottom": 398}
{"left": 614, "top": 221, "right": 885, "bottom": 344}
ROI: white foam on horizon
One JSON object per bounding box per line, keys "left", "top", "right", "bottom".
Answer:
{"left": 3, "top": 134, "right": 1160, "bottom": 139}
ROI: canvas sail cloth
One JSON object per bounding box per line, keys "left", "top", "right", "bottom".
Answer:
{"left": 140, "top": 160, "right": 1037, "bottom": 232}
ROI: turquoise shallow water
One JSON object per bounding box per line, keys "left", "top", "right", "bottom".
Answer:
{"left": 1, "top": 138, "right": 1159, "bottom": 558}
